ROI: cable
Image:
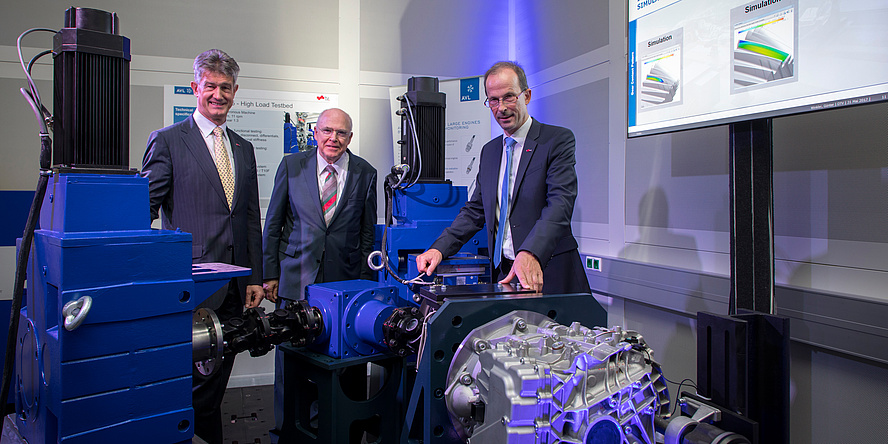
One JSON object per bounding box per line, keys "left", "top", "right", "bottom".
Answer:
{"left": 2, "top": 27, "right": 56, "bottom": 418}
{"left": 413, "top": 310, "right": 436, "bottom": 372}
{"left": 364, "top": 94, "right": 438, "bottom": 290}
{"left": 661, "top": 375, "right": 698, "bottom": 417}
{"left": 401, "top": 96, "right": 423, "bottom": 187}
{"left": 27, "top": 49, "right": 54, "bottom": 125}
{"left": 367, "top": 198, "right": 434, "bottom": 287}
{"left": 27, "top": 49, "right": 52, "bottom": 73}
{"left": 366, "top": 162, "right": 438, "bottom": 287}
{"left": 17, "top": 28, "right": 56, "bottom": 134}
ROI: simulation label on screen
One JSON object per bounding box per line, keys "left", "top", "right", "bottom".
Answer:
{"left": 628, "top": 0, "right": 888, "bottom": 137}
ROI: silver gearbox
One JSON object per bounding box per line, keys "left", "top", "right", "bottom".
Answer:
{"left": 445, "top": 310, "right": 669, "bottom": 443}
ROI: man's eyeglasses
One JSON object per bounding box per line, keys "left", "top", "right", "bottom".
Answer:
{"left": 484, "top": 89, "right": 527, "bottom": 108}
{"left": 317, "top": 127, "right": 350, "bottom": 139}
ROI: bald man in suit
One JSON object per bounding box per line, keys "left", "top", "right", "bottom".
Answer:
{"left": 262, "top": 107, "right": 377, "bottom": 440}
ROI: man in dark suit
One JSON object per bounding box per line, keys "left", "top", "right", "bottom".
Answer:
{"left": 141, "top": 49, "right": 265, "bottom": 444}
{"left": 261, "top": 107, "right": 377, "bottom": 439}
{"left": 416, "top": 61, "right": 590, "bottom": 294}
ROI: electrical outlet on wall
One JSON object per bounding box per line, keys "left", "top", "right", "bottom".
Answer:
{"left": 585, "top": 256, "right": 602, "bottom": 272}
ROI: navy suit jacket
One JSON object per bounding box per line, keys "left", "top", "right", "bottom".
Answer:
{"left": 430, "top": 119, "right": 588, "bottom": 293}
{"left": 141, "top": 116, "right": 264, "bottom": 310}
{"left": 262, "top": 149, "right": 377, "bottom": 300}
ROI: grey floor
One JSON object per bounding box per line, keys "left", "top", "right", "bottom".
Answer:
{"left": 221, "top": 385, "right": 275, "bottom": 444}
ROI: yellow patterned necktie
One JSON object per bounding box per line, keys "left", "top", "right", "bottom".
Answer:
{"left": 213, "top": 126, "right": 235, "bottom": 210}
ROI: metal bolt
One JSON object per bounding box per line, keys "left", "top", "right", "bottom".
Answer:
{"left": 551, "top": 341, "right": 564, "bottom": 350}
{"left": 624, "top": 425, "right": 633, "bottom": 435}
{"left": 516, "top": 319, "right": 527, "bottom": 331}
{"left": 608, "top": 398, "right": 618, "bottom": 408}
{"left": 413, "top": 294, "right": 421, "bottom": 303}
{"left": 460, "top": 374, "right": 473, "bottom": 385}
{"left": 389, "top": 339, "right": 398, "bottom": 346}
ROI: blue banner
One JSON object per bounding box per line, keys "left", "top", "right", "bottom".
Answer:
{"left": 173, "top": 106, "right": 196, "bottom": 123}
{"left": 460, "top": 77, "right": 480, "bottom": 102}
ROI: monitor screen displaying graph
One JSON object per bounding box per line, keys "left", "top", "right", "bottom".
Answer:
{"left": 628, "top": 0, "right": 888, "bottom": 137}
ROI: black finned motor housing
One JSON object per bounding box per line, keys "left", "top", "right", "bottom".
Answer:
{"left": 53, "top": 7, "right": 131, "bottom": 171}
{"left": 400, "top": 76, "right": 446, "bottom": 183}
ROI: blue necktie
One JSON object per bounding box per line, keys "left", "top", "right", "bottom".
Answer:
{"left": 494, "top": 137, "right": 517, "bottom": 268}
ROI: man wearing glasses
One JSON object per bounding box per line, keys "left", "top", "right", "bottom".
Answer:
{"left": 416, "top": 61, "right": 590, "bottom": 295}
{"left": 261, "top": 107, "right": 377, "bottom": 440}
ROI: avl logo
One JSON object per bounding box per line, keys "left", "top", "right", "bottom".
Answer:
{"left": 460, "top": 78, "right": 480, "bottom": 102}
{"left": 174, "top": 86, "right": 194, "bottom": 95}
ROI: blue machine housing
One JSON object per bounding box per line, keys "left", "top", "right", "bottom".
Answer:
{"left": 306, "top": 280, "right": 409, "bottom": 358}
{"left": 15, "top": 173, "right": 244, "bottom": 444}
{"left": 377, "top": 183, "right": 487, "bottom": 301}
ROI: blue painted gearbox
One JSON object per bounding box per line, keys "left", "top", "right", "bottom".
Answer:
{"left": 16, "top": 173, "right": 244, "bottom": 444}
{"left": 306, "top": 280, "right": 410, "bottom": 359}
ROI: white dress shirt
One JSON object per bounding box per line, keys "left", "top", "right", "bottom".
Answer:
{"left": 496, "top": 116, "right": 534, "bottom": 260}
{"left": 193, "top": 110, "right": 236, "bottom": 183}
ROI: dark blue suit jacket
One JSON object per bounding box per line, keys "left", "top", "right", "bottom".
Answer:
{"left": 262, "top": 149, "right": 377, "bottom": 300}
{"left": 430, "top": 119, "right": 589, "bottom": 293}
{"left": 141, "top": 116, "right": 264, "bottom": 309}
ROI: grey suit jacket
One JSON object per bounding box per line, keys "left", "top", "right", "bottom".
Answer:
{"left": 141, "top": 116, "right": 264, "bottom": 309}
{"left": 430, "top": 119, "right": 585, "bottom": 291}
{"left": 262, "top": 149, "right": 377, "bottom": 300}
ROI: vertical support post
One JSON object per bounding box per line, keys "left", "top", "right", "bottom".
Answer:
{"left": 729, "top": 118, "right": 775, "bottom": 314}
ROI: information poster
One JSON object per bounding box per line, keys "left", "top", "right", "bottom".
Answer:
{"left": 389, "top": 76, "right": 493, "bottom": 188}
{"left": 730, "top": 2, "right": 796, "bottom": 92}
{"left": 164, "top": 86, "right": 337, "bottom": 199}
{"left": 638, "top": 28, "right": 683, "bottom": 111}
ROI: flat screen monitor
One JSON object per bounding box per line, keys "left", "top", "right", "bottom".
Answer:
{"left": 628, "top": 0, "right": 888, "bottom": 137}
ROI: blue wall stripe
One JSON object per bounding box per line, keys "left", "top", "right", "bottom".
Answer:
{"left": 0, "top": 191, "right": 36, "bottom": 247}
